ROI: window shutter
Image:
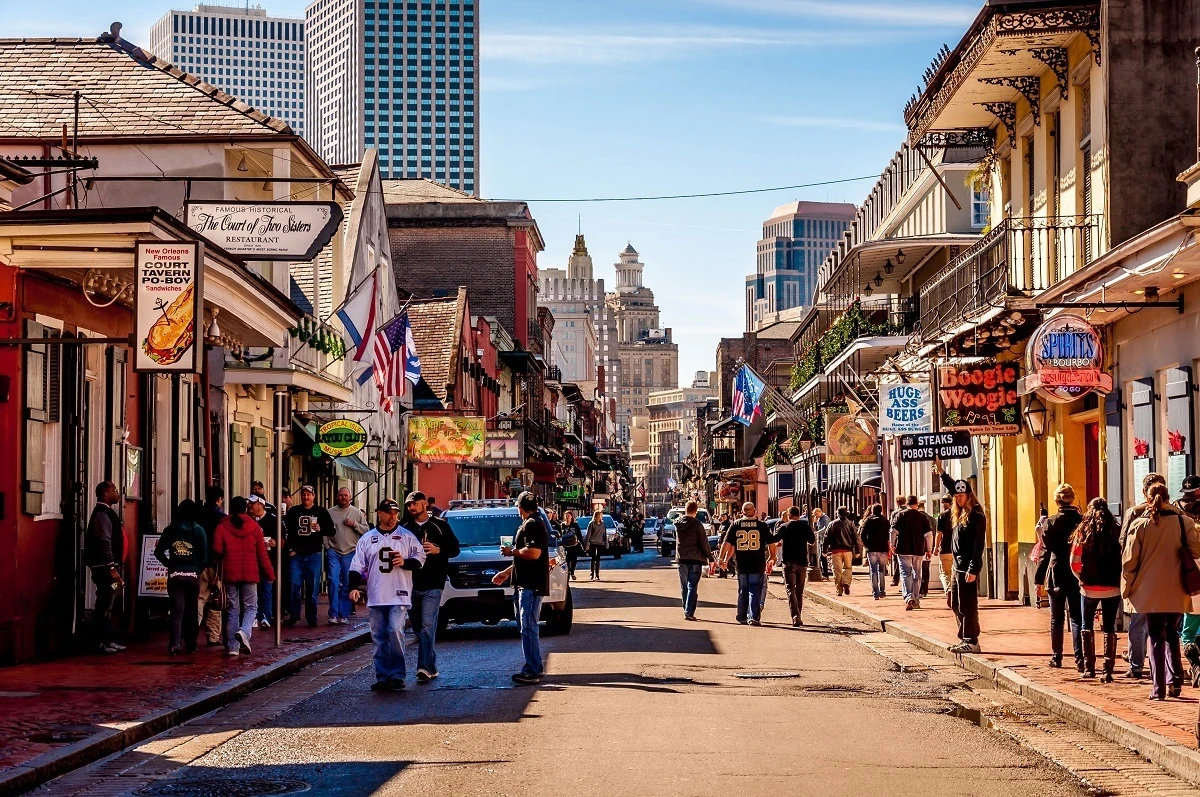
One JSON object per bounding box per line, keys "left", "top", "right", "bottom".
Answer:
{"left": 1166, "top": 366, "right": 1194, "bottom": 496}
{"left": 105, "top": 346, "right": 127, "bottom": 484}
{"left": 1131, "top": 376, "right": 1156, "bottom": 474}
{"left": 1104, "top": 389, "right": 1122, "bottom": 515}
{"left": 24, "top": 320, "right": 47, "bottom": 515}
{"left": 45, "top": 328, "right": 61, "bottom": 423}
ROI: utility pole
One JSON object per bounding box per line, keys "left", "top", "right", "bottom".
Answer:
{"left": 273, "top": 388, "right": 291, "bottom": 646}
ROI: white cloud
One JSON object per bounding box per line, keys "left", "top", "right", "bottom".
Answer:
{"left": 691, "top": 0, "right": 974, "bottom": 27}
{"left": 766, "top": 116, "right": 906, "bottom": 133}
{"left": 482, "top": 26, "right": 882, "bottom": 65}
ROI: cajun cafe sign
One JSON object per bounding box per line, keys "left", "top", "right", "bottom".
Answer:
{"left": 1018, "top": 314, "right": 1113, "bottom": 404}
{"left": 937, "top": 362, "right": 1021, "bottom": 436}
{"left": 185, "top": 201, "right": 343, "bottom": 261}
{"left": 878, "top": 383, "right": 933, "bottom": 435}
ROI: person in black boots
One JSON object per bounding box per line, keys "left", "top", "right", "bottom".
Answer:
{"left": 1072, "top": 498, "right": 1122, "bottom": 681}
{"left": 1037, "top": 484, "right": 1085, "bottom": 672}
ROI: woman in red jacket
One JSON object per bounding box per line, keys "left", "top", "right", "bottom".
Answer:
{"left": 213, "top": 496, "right": 275, "bottom": 657}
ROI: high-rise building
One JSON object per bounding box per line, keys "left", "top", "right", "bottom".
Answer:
{"left": 148, "top": 5, "right": 306, "bottom": 135}
{"left": 305, "top": 0, "right": 478, "bottom": 193}
{"left": 745, "top": 201, "right": 856, "bottom": 331}
{"left": 538, "top": 233, "right": 618, "bottom": 405}
{"left": 607, "top": 244, "right": 678, "bottom": 443}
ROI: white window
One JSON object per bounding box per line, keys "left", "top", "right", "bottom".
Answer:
{"left": 971, "top": 181, "right": 990, "bottom": 229}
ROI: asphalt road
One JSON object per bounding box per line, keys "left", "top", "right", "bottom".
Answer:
{"left": 38, "top": 551, "right": 1093, "bottom": 797}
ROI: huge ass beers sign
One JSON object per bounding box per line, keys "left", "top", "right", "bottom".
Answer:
{"left": 937, "top": 361, "right": 1021, "bottom": 435}
{"left": 135, "top": 241, "right": 202, "bottom": 373}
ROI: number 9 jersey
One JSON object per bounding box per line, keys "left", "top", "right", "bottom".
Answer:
{"left": 349, "top": 525, "right": 427, "bottom": 608}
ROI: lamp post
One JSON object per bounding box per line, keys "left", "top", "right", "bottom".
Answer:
{"left": 1023, "top": 395, "right": 1048, "bottom": 442}
{"left": 272, "top": 388, "right": 292, "bottom": 647}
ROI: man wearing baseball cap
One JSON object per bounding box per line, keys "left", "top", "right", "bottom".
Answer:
{"left": 349, "top": 499, "right": 426, "bottom": 691}
{"left": 282, "top": 486, "right": 335, "bottom": 627}
{"left": 402, "top": 491, "right": 460, "bottom": 683}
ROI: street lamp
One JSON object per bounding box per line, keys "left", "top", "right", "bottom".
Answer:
{"left": 895, "top": 249, "right": 906, "bottom": 265}
{"left": 872, "top": 271, "right": 884, "bottom": 287}
{"left": 1023, "top": 395, "right": 1049, "bottom": 442}
{"left": 799, "top": 429, "right": 813, "bottom": 454}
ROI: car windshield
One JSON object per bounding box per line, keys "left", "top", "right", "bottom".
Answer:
{"left": 444, "top": 511, "right": 551, "bottom": 548}
{"left": 668, "top": 509, "right": 711, "bottom": 524}
{"left": 603, "top": 515, "right": 616, "bottom": 529}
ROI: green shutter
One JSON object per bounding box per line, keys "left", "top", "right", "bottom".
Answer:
{"left": 24, "top": 321, "right": 46, "bottom": 515}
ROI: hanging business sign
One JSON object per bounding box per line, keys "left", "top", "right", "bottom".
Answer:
{"left": 938, "top": 362, "right": 1021, "bottom": 435}
{"left": 318, "top": 419, "right": 368, "bottom": 458}
{"left": 135, "top": 241, "right": 202, "bottom": 373}
{"left": 878, "top": 383, "right": 933, "bottom": 435}
{"left": 408, "top": 416, "right": 486, "bottom": 464}
{"left": 1018, "top": 314, "right": 1113, "bottom": 404}
{"left": 825, "top": 413, "right": 878, "bottom": 465}
{"left": 483, "top": 431, "right": 525, "bottom": 468}
{"left": 185, "top": 201, "right": 343, "bottom": 261}
{"left": 898, "top": 431, "right": 974, "bottom": 463}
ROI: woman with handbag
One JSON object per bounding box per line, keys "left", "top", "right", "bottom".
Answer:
{"left": 1070, "top": 499, "right": 1122, "bottom": 681}
{"left": 560, "top": 511, "right": 584, "bottom": 580}
{"left": 1036, "top": 485, "right": 1085, "bottom": 671}
{"left": 1122, "top": 483, "right": 1200, "bottom": 699}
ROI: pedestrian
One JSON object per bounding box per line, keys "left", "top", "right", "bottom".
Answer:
{"left": 427, "top": 496, "right": 444, "bottom": 518}
{"left": 84, "top": 480, "right": 126, "bottom": 654}
{"left": 585, "top": 510, "right": 606, "bottom": 581}
{"left": 1122, "top": 482, "right": 1200, "bottom": 700}
{"left": 919, "top": 497, "right": 934, "bottom": 598}
{"left": 247, "top": 495, "right": 278, "bottom": 629}
{"left": 212, "top": 496, "right": 275, "bottom": 657}
{"left": 197, "top": 485, "right": 226, "bottom": 647}
{"left": 674, "top": 501, "right": 712, "bottom": 621}
{"left": 492, "top": 492, "right": 551, "bottom": 684}
{"left": 889, "top": 496, "right": 907, "bottom": 587}
{"left": 811, "top": 507, "right": 831, "bottom": 578}
{"left": 719, "top": 502, "right": 774, "bottom": 625}
{"left": 891, "top": 496, "right": 933, "bottom": 610}
{"left": 775, "top": 506, "right": 815, "bottom": 624}
{"left": 1121, "top": 472, "right": 1167, "bottom": 678}
{"left": 1071, "top": 498, "right": 1123, "bottom": 682}
{"left": 560, "top": 511, "right": 584, "bottom": 580}
{"left": 250, "top": 480, "right": 275, "bottom": 514}
{"left": 1176, "top": 475, "right": 1200, "bottom": 686}
{"left": 283, "top": 485, "right": 335, "bottom": 628}
{"left": 349, "top": 499, "right": 427, "bottom": 691}
{"left": 326, "top": 487, "right": 369, "bottom": 625}
{"left": 402, "top": 491, "right": 461, "bottom": 683}
{"left": 944, "top": 473, "right": 985, "bottom": 654}
{"left": 715, "top": 513, "right": 732, "bottom": 578}
{"left": 859, "top": 503, "right": 891, "bottom": 601}
{"left": 154, "top": 499, "right": 207, "bottom": 655}
{"left": 824, "top": 507, "right": 861, "bottom": 596}
{"left": 934, "top": 495, "right": 955, "bottom": 599}
{"left": 1037, "top": 484, "right": 1085, "bottom": 672}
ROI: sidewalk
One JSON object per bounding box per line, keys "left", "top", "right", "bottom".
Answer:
{"left": 0, "top": 596, "right": 368, "bottom": 795}
{"left": 802, "top": 566, "right": 1200, "bottom": 783}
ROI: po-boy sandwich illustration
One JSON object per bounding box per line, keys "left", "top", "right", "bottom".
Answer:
{"left": 143, "top": 283, "right": 195, "bottom": 365}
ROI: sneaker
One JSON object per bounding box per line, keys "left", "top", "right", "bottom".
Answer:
{"left": 370, "top": 679, "right": 391, "bottom": 692}
{"left": 748, "top": 619, "right": 761, "bottom": 626}
{"left": 259, "top": 619, "right": 272, "bottom": 630}
{"left": 99, "top": 642, "right": 121, "bottom": 654}
{"left": 905, "top": 600, "right": 915, "bottom": 611}
{"left": 955, "top": 642, "right": 982, "bottom": 654}
{"left": 416, "top": 668, "right": 431, "bottom": 683}
{"left": 1169, "top": 683, "right": 1183, "bottom": 698}
{"left": 235, "top": 630, "right": 252, "bottom": 655}
{"left": 684, "top": 615, "right": 697, "bottom": 621}
{"left": 512, "top": 672, "right": 541, "bottom": 685}
{"left": 109, "top": 642, "right": 126, "bottom": 651}
{"left": 226, "top": 649, "right": 239, "bottom": 657}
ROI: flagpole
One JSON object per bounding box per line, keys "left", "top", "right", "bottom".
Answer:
{"left": 327, "top": 263, "right": 380, "bottom": 321}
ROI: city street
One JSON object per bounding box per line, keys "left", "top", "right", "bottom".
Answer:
{"left": 33, "top": 553, "right": 1188, "bottom": 797}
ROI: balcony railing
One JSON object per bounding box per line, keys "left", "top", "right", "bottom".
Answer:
{"left": 527, "top": 319, "right": 544, "bottom": 352}
{"left": 790, "top": 298, "right": 917, "bottom": 392}
{"left": 919, "top": 215, "right": 1103, "bottom": 340}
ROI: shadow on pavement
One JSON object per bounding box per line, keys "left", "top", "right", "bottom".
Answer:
{"left": 553, "top": 623, "right": 718, "bottom": 655}
{"left": 128, "top": 761, "right": 411, "bottom": 797}
{"left": 574, "top": 588, "right": 731, "bottom": 611}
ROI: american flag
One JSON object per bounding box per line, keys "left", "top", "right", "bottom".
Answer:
{"left": 731, "top": 365, "right": 765, "bottom": 427}
{"left": 372, "top": 312, "right": 421, "bottom": 413}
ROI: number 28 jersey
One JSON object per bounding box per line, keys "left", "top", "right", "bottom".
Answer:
{"left": 349, "top": 525, "right": 427, "bottom": 608}
{"left": 726, "top": 518, "right": 773, "bottom": 575}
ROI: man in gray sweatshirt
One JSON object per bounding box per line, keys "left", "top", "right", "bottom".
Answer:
{"left": 326, "top": 487, "right": 369, "bottom": 624}
{"left": 674, "top": 501, "right": 712, "bottom": 620}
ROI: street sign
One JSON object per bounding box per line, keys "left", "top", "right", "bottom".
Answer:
{"left": 898, "top": 431, "right": 973, "bottom": 462}
{"left": 185, "top": 201, "right": 343, "bottom": 261}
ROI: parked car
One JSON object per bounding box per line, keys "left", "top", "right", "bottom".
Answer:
{"left": 642, "top": 517, "right": 661, "bottom": 545}
{"left": 667, "top": 506, "right": 713, "bottom": 535}
{"left": 657, "top": 520, "right": 676, "bottom": 557}
{"left": 437, "top": 505, "right": 573, "bottom": 635}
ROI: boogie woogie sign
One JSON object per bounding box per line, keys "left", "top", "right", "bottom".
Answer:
{"left": 878, "top": 383, "right": 933, "bottom": 435}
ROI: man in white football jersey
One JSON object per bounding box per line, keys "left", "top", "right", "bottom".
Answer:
{"left": 349, "top": 498, "right": 427, "bottom": 692}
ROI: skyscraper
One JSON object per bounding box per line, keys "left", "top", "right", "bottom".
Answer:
{"left": 305, "top": 0, "right": 478, "bottom": 193}
{"left": 148, "top": 5, "right": 306, "bottom": 136}
{"left": 745, "top": 201, "right": 856, "bottom": 331}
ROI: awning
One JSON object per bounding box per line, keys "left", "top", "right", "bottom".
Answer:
{"left": 334, "top": 452, "right": 376, "bottom": 481}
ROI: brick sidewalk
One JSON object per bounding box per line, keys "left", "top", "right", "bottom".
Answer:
{"left": 0, "top": 595, "right": 364, "bottom": 778}
{"left": 801, "top": 566, "right": 1200, "bottom": 751}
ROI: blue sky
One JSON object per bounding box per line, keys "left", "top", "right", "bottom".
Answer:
{"left": 6, "top": 0, "right": 979, "bottom": 380}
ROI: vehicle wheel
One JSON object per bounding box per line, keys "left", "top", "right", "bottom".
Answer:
{"left": 545, "top": 589, "right": 573, "bottom": 636}
{"left": 613, "top": 552, "right": 622, "bottom": 560}
{"left": 659, "top": 546, "right": 668, "bottom": 557}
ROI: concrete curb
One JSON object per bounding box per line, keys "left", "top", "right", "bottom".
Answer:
{"left": 0, "top": 628, "right": 370, "bottom": 797}
{"left": 805, "top": 587, "right": 1200, "bottom": 787}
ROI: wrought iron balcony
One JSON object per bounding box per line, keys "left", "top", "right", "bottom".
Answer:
{"left": 919, "top": 215, "right": 1103, "bottom": 340}
{"left": 789, "top": 298, "right": 918, "bottom": 393}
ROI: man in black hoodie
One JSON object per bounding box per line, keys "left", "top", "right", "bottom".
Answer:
{"left": 402, "top": 491, "right": 461, "bottom": 682}
{"left": 774, "top": 506, "right": 815, "bottom": 625}
{"left": 1036, "top": 484, "right": 1084, "bottom": 671}
{"left": 283, "top": 485, "right": 335, "bottom": 627}
{"left": 84, "top": 481, "right": 125, "bottom": 653}
{"left": 674, "top": 501, "right": 712, "bottom": 621}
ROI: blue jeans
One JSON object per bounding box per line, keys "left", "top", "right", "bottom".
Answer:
{"left": 867, "top": 552, "right": 889, "bottom": 598}
{"left": 1128, "top": 612, "right": 1147, "bottom": 672}
{"left": 325, "top": 549, "right": 355, "bottom": 620}
{"left": 899, "top": 555, "right": 923, "bottom": 606}
{"left": 517, "top": 588, "right": 544, "bottom": 677}
{"left": 258, "top": 578, "right": 274, "bottom": 623}
{"left": 224, "top": 582, "right": 257, "bottom": 653}
{"left": 737, "top": 572, "right": 765, "bottom": 623}
{"left": 288, "top": 552, "right": 321, "bottom": 625}
{"left": 678, "top": 563, "right": 703, "bottom": 617}
{"left": 368, "top": 604, "right": 408, "bottom": 682}
{"left": 410, "top": 588, "right": 443, "bottom": 674}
